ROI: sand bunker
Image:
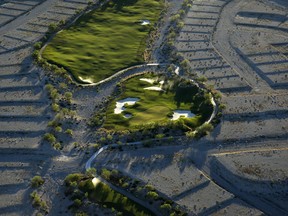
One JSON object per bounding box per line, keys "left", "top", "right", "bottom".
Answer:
{"left": 175, "top": 66, "right": 180, "bottom": 75}
{"left": 141, "top": 20, "right": 150, "bottom": 25}
{"left": 143, "top": 80, "right": 165, "bottom": 91}
{"left": 92, "top": 177, "right": 100, "bottom": 187}
{"left": 144, "top": 86, "right": 164, "bottom": 91}
{"left": 140, "top": 78, "right": 155, "bottom": 84}
{"left": 171, "top": 110, "right": 195, "bottom": 120}
{"left": 114, "top": 98, "right": 139, "bottom": 114}
{"left": 78, "top": 76, "right": 94, "bottom": 84}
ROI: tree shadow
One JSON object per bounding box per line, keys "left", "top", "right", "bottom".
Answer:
{"left": 101, "top": 0, "right": 139, "bottom": 11}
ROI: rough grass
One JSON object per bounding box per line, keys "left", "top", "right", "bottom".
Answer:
{"left": 42, "top": 0, "right": 164, "bottom": 83}
{"left": 104, "top": 74, "right": 213, "bottom": 131}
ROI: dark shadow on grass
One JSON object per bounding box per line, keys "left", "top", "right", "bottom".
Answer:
{"left": 101, "top": 0, "right": 139, "bottom": 11}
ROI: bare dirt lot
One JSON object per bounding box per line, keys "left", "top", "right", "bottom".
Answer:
{"left": 0, "top": 0, "right": 287, "bottom": 215}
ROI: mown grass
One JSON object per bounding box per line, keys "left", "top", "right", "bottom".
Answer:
{"left": 79, "top": 179, "right": 154, "bottom": 216}
{"left": 42, "top": 0, "right": 164, "bottom": 83}
{"left": 104, "top": 74, "right": 213, "bottom": 131}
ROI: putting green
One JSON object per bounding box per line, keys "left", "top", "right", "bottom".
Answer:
{"left": 104, "top": 74, "right": 213, "bottom": 131}
{"left": 42, "top": 0, "right": 164, "bottom": 83}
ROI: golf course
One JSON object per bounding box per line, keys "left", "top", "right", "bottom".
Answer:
{"left": 42, "top": 0, "right": 164, "bottom": 83}
{"left": 104, "top": 73, "right": 214, "bottom": 131}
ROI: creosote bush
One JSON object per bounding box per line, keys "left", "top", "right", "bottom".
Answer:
{"left": 31, "top": 176, "right": 44, "bottom": 188}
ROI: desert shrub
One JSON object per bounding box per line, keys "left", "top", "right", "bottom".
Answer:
{"left": 34, "top": 42, "right": 42, "bottom": 50}
{"left": 73, "top": 199, "right": 82, "bottom": 207}
{"left": 145, "top": 184, "right": 155, "bottom": 191}
{"left": 65, "top": 129, "right": 73, "bottom": 136}
{"left": 197, "top": 76, "right": 208, "bottom": 83}
{"left": 65, "top": 173, "right": 83, "bottom": 186}
{"left": 59, "top": 82, "right": 68, "bottom": 89}
{"left": 101, "top": 168, "right": 111, "bottom": 180}
{"left": 31, "top": 176, "right": 44, "bottom": 188}
{"left": 146, "top": 191, "right": 158, "bottom": 200}
{"left": 48, "top": 23, "right": 58, "bottom": 33}
{"left": 219, "top": 104, "right": 226, "bottom": 110}
{"left": 64, "top": 92, "right": 73, "bottom": 101}
{"left": 53, "top": 142, "right": 62, "bottom": 150}
{"left": 195, "top": 123, "right": 213, "bottom": 137}
{"left": 155, "top": 133, "right": 165, "bottom": 139}
{"left": 86, "top": 168, "right": 96, "bottom": 176}
{"left": 75, "top": 212, "right": 88, "bottom": 216}
{"left": 48, "top": 120, "right": 59, "bottom": 127}
{"left": 30, "top": 191, "right": 48, "bottom": 212}
{"left": 160, "top": 203, "right": 172, "bottom": 210}
{"left": 54, "top": 126, "right": 62, "bottom": 133}
{"left": 51, "top": 103, "right": 60, "bottom": 112}
{"left": 45, "top": 84, "right": 53, "bottom": 92}
{"left": 43, "top": 133, "right": 56, "bottom": 144}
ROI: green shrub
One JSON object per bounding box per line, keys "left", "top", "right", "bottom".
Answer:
{"left": 54, "top": 126, "right": 62, "bottom": 133}
{"left": 65, "top": 173, "right": 84, "bottom": 185}
{"left": 145, "top": 184, "right": 155, "bottom": 191}
{"left": 101, "top": 168, "right": 111, "bottom": 180}
{"left": 86, "top": 168, "right": 96, "bottom": 176}
{"left": 65, "top": 129, "right": 73, "bottom": 136}
{"left": 43, "top": 133, "right": 56, "bottom": 144}
{"left": 30, "top": 191, "right": 48, "bottom": 212}
{"left": 34, "top": 42, "right": 42, "bottom": 50}
{"left": 155, "top": 133, "right": 165, "bottom": 139}
{"left": 64, "top": 92, "right": 73, "bottom": 101}
{"left": 31, "top": 176, "right": 44, "bottom": 188}
{"left": 48, "top": 23, "right": 58, "bottom": 33}
{"left": 73, "top": 199, "right": 82, "bottom": 207}
{"left": 52, "top": 103, "right": 60, "bottom": 112}
{"left": 196, "top": 123, "right": 213, "bottom": 137}
{"left": 53, "top": 142, "right": 62, "bottom": 150}
{"left": 146, "top": 191, "right": 158, "bottom": 200}
{"left": 160, "top": 203, "right": 172, "bottom": 210}
{"left": 219, "top": 104, "right": 226, "bottom": 110}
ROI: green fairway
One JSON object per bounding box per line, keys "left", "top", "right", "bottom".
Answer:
{"left": 42, "top": 0, "right": 164, "bottom": 83}
{"left": 104, "top": 74, "right": 214, "bottom": 131}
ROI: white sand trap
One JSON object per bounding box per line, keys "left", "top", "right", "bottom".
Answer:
{"left": 141, "top": 20, "right": 150, "bottom": 25}
{"left": 144, "top": 86, "right": 164, "bottom": 91}
{"left": 78, "top": 76, "right": 93, "bottom": 84}
{"left": 175, "top": 66, "right": 180, "bottom": 75}
{"left": 143, "top": 80, "right": 165, "bottom": 91}
{"left": 140, "top": 78, "right": 155, "bottom": 84}
{"left": 171, "top": 110, "right": 195, "bottom": 120}
{"left": 114, "top": 98, "right": 139, "bottom": 114}
{"left": 92, "top": 177, "right": 100, "bottom": 187}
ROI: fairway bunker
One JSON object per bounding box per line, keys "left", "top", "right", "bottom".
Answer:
{"left": 171, "top": 110, "right": 195, "bottom": 120}
{"left": 143, "top": 79, "right": 164, "bottom": 91}
{"left": 114, "top": 98, "right": 139, "bottom": 115}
